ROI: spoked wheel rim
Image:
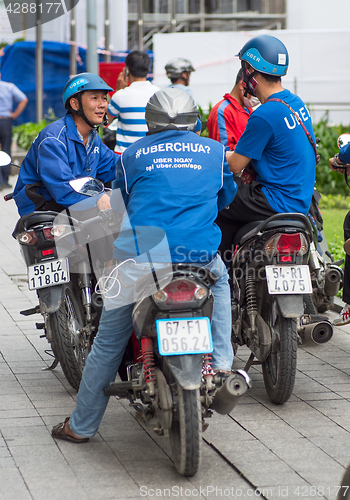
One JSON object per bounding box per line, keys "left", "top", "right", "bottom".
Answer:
{"left": 64, "top": 291, "right": 88, "bottom": 369}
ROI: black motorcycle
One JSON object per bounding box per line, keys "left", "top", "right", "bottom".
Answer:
{"left": 307, "top": 187, "right": 343, "bottom": 314}
{"left": 104, "top": 260, "right": 251, "bottom": 477}
{"left": 230, "top": 212, "right": 333, "bottom": 404}
{"left": 4, "top": 168, "right": 118, "bottom": 390}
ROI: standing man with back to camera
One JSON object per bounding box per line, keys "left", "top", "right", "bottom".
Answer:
{"left": 107, "top": 51, "right": 160, "bottom": 155}
{"left": 218, "top": 34, "right": 317, "bottom": 262}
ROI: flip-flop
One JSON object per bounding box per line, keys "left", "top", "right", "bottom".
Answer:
{"left": 51, "top": 417, "right": 89, "bottom": 444}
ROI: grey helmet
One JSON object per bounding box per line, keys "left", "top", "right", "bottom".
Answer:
{"left": 165, "top": 58, "right": 195, "bottom": 79}
{"left": 145, "top": 88, "right": 198, "bottom": 134}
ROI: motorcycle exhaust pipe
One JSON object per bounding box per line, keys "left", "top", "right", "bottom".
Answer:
{"left": 300, "top": 320, "right": 333, "bottom": 344}
{"left": 324, "top": 266, "right": 343, "bottom": 297}
{"left": 210, "top": 369, "right": 251, "bottom": 415}
{"left": 92, "top": 292, "right": 104, "bottom": 309}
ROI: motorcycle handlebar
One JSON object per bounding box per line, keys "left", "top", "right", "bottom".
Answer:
{"left": 4, "top": 192, "right": 13, "bottom": 201}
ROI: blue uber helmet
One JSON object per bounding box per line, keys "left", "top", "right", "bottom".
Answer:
{"left": 62, "top": 72, "right": 113, "bottom": 127}
{"left": 238, "top": 34, "right": 289, "bottom": 96}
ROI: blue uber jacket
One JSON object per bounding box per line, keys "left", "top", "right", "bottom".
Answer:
{"left": 13, "top": 114, "right": 117, "bottom": 216}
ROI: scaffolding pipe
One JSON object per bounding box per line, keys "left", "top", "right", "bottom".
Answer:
{"left": 35, "top": 14, "right": 43, "bottom": 122}
{"left": 70, "top": 7, "right": 77, "bottom": 76}
{"left": 138, "top": 0, "right": 144, "bottom": 50}
{"left": 105, "top": 0, "right": 111, "bottom": 62}
{"left": 87, "top": 0, "right": 98, "bottom": 73}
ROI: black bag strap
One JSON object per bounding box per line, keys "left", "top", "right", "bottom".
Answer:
{"left": 265, "top": 97, "right": 320, "bottom": 164}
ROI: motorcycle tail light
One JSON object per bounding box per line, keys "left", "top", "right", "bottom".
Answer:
{"left": 51, "top": 224, "right": 72, "bottom": 238}
{"left": 43, "top": 227, "right": 55, "bottom": 240}
{"left": 17, "top": 230, "right": 38, "bottom": 245}
{"left": 264, "top": 233, "right": 308, "bottom": 258}
{"left": 42, "top": 249, "right": 54, "bottom": 256}
{"left": 153, "top": 279, "right": 208, "bottom": 305}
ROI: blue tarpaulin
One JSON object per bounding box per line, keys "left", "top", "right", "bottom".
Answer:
{"left": 0, "top": 41, "right": 87, "bottom": 125}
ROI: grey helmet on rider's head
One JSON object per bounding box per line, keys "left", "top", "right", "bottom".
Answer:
{"left": 165, "top": 58, "right": 195, "bottom": 79}
{"left": 238, "top": 34, "right": 289, "bottom": 96}
{"left": 145, "top": 88, "right": 198, "bottom": 135}
{"left": 62, "top": 72, "right": 113, "bottom": 127}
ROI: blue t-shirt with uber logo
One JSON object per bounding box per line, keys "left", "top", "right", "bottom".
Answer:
{"left": 235, "top": 89, "right": 316, "bottom": 215}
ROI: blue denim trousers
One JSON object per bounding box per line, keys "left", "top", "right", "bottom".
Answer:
{"left": 69, "top": 254, "right": 233, "bottom": 438}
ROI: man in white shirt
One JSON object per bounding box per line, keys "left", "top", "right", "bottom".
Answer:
{"left": 107, "top": 51, "right": 159, "bottom": 154}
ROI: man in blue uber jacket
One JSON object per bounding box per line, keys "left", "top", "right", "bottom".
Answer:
{"left": 51, "top": 88, "right": 238, "bottom": 443}
{"left": 13, "top": 73, "right": 117, "bottom": 216}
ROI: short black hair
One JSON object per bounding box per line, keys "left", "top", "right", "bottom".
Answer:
{"left": 235, "top": 68, "right": 243, "bottom": 86}
{"left": 260, "top": 72, "right": 281, "bottom": 83}
{"left": 125, "top": 51, "right": 151, "bottom": 78}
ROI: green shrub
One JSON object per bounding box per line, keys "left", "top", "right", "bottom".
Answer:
{"left": 313, "top": 113, "right": 349, "bottom": 196}
{"left": 319, "top": 194, "right": 350, "bottom": 210}
{"left": 13, "top": 120, "right": 49, "bottom": 150}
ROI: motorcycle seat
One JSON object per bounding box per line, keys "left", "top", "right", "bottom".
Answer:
{"left": 12, "top": 211, "right": 59, "bottom": 238}
{"left": 234, "top": 219, "right": 309, "bottom": 247}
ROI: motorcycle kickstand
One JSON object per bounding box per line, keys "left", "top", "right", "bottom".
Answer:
{"left": 244, "top": 353, "right": 260, "bottom": 372}
{"left": 42, "top": 350, "right": 60, "bottom": 371}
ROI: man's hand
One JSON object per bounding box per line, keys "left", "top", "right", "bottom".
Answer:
{"left": 329, "top": 155, "right": 350, "bottom": 175}
{"left": 117, "top": 68, "right": 129, "bottom": 91}
{"left": 226, "top": 151, "right": 252, "bottom": 174}
{"left": 97, "top": 193, "right": 111, "bottom": 211}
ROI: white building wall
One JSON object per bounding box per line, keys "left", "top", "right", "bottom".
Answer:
{"left": 286, "top": 0, "right": 350, "bottom": 30}
{"left": 153, "top": 29, "right": 350, "bottom": 125}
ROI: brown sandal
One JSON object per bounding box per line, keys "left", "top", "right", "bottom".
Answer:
{"left": 51, "top": 417, "right": 89, "bottom": 444}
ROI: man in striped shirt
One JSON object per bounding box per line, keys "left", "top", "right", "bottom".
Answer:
{"left": 107, "top": 51, "right": 160, "bottom": 154}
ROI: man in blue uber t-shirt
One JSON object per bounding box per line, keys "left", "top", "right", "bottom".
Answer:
{"left": 219, "top": 34, "right": 317, "bottom": 261}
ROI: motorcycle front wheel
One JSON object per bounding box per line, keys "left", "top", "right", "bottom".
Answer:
{"left": 49, "top": 283, "right": 89, "bottom": 391}
{"left": 262, "top": 301, "right": 297, "bottom": 404}
{"left": 164, "top": 366, "right": 202, "bottom": 476}
{"left": 338, "top": 465, "right": 350, "bottom": 500}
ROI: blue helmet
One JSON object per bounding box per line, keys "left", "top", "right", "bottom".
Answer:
{"left": 238, "top": 34, "right": 289, "bottom": 77}
{"left": 62, "top": 72, "right": 113, "bottom": 106}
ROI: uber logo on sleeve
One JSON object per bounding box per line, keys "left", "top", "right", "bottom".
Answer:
{"left": 4, "top": 0, "right": 80, "bottom": 34}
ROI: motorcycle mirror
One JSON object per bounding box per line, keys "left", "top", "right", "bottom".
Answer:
{"left": 337, "top": 133, "right": 350, "bottom": 149}
{"left": 69, "top": 177, "right": 105, "bottom": 197}
{"left": 0, "top": 151, "right": 11, "bottom": 167}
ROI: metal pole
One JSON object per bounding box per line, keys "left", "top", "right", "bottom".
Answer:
{"left": 171, "top": 0, "right": 176, "bottom": 33}
{"left": 36, "top": 12, "right": 43, "bottom": 122}
{"left": 70, "top": 7, "right": 77, "bottom": 76}
{"left": 138, "top": 0, "right": 144, "bottom": 51}
{"left": 105, "top": 0, "right": 111, "bottom": 62}
{"left": 200, "top": 0, "right": 205, "bottom": 32}
{"left": 87, "top": 0, "right": 98, "bottom": 74}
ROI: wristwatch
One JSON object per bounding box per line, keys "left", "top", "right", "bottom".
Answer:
{"left": 333, "top": 154, "right": 344, "bottom": 168}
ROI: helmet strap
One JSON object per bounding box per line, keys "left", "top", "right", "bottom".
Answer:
{"left": 241, "top": 62, "right": 258, "bottom": 97}
{"left": 72, "top": 93, "right": 97, "bottom": 129}
{"left": 181, "top": 72, "right": 189, "bottom": 86}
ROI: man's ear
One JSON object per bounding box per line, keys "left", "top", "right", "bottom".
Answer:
{"left": 70, "top": 97, "right": 79, "bottom": 111}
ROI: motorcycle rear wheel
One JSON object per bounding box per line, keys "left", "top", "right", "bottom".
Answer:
{"left": 49, "top": 283, "right": 89, "bottom": 391}
{"left": 262, "top": 302, "right": 297, "bottom": 404}
{"left": 165, "top": 368, "right": 202, "bottom": 476}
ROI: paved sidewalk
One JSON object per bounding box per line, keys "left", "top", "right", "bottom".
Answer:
{"left": 1, "top": 178, "right": 350, "bottom": 500}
